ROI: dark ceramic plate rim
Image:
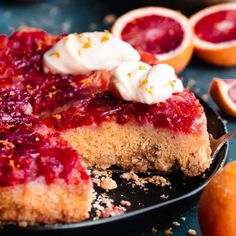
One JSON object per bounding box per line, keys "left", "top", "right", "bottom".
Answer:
{"left": 1, "top": 98, "right": 228, "bottom": 232}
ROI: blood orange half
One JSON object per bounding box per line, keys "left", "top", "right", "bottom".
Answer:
{"left": 209, "top": 78, "right": 236, "bottom": 117}
{"left": 112, "top": 7, "right": 193, "bottom": 74}
{"left": 190, "top": 3, "right": 236, "bottom": 67}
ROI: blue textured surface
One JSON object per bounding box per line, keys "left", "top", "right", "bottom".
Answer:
{"left": 0, "top": 0, "right": 236, "bottom": 235}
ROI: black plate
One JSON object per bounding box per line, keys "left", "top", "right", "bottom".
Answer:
{"left": 0, "top": 99, "right": 228, "bottom": 236}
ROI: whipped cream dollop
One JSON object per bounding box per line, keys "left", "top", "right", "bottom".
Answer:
{"left": 43, "top": 31, "right": 140, "bottom": 75}
{"left": 111, "top": 62, "right": 184, "bottom": 104}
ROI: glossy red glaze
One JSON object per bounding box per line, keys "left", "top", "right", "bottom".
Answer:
{"left": 44, "top": 89, "right": 204, "bottom": 134}
{"left": 194, "top": 10, "right": 236, "bottom": 43}
{"left": 0, "top": 116, "right": 89, "bottom": 186}
{"left": 33, "top": 70, "right": 111, "bottom": 114}
{"left": 121, "top": 15, "right": 184, "bottom": 54}
{"left": 0, "top": 30, "right": 94, "bottom": 186}
{"left": 0, "top": 29, "right": 110, "bottom": 115}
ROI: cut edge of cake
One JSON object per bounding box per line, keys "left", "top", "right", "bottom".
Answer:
{"left": 61, "top": 115, "right": 211, "bottom": 177}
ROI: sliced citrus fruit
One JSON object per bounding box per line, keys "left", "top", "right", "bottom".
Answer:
{"left": 209, "top": 77, "right": 236, "bottom": 117}
{"left": 111, "top": 7, "right": 193, "bottom": 74}
{"left": 190, "top": 3, "right": 236, "bottom": 67}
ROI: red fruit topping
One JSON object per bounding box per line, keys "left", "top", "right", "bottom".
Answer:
{"left": 44, "top": 89, "right": 204, "bottom": 134}
{"left": 0, "top": 116, "right": 89, "bottom": 186}
{"left": 138, "top": 49, "right": 158, "bottom": 66}
{"left": 33, "top": 70, "right": 111, "bottom": 115}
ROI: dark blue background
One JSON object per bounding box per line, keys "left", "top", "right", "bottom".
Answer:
{"left": 0, "top": 0, "right": 235, "bottom": 235}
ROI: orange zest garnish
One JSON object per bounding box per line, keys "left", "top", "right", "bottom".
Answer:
{"left": 0, "top": 140, "right": 14, "bottom": 149}
{"left": 81, "top": 79, "right": 91, "bottom": 87}
{"left": 50, "top": 51, "right": 60, "bottom": 58}
{"left": 48, "top": 91, "right": 58, "bottom": 98}
{"left": 82, "top": 37, "right": 91, "bottom": 49}
{"left": 139, "top": 78, "right": 148, "bottom": 88}
{"left": 146, "top": 85, "right": 153, "bottom": 94}
{"left": 138, "top": 65, "right": 146, "bottom": 70}
{"left": 63, "top": 36, "right": 69, "bottom": 41}
{"left": 169, "top": 80, "right": 176, "bottom": 90}
{"left": 9, "top": 159, "right": 16, "bottom": 169}
{"left": 54, "top": 114, "right": 61, "bottom": 120}
{"left": 9, "top": 91, "right": 15, "bottom": 96}
{"left": 101, "top": 30, "right": 110, "bottom": 43}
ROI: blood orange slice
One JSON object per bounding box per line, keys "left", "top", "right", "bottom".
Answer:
{"left": 190, "top": 3, "right": 236, "bottom": 67}
{"left": 112, "top": 7, "right": 193, "bottom": 74}
{"left": 209, "top": 78, "right": 236, "bottom": 117}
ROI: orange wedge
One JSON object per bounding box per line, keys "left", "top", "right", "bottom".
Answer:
{"left": 112, "top": 7, "right": 193, "bottom": 74}
{"left": 209, "top": 78, "right": 236, "bottom": 117}
{"left": 190, "top": 3, "right": 236, "bottom": 67}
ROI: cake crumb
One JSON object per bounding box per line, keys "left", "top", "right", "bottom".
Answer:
{"left": 120, "top": 200, "right": 131, "bottom": 207}
{"left": 164, "top": 227, "right": 173, "bottom": 235}
{"left": 120, "top": 171, "right": 139, "bottom": 182}
{"left": 172, "top": 221, "right": 181, "bottom": 226}
{"left": 92, "top": 178, "right": 101, "bottom": 186}
{"left": 101, "top": 205, "right": 126, "bottom": 218}
{"left": 188, "top": 229, "right": 197, "bottom": 235}
{"left": 149, "top": 175, "right": 170, "bottom": 186}
{"left": 92, "top": 169, "right": 108, "bottom": 177}
{"left": 100, "top": 177, "right": 117, "bottom": 191}
{"left": 120, "top": 171, "right": 144, "bottom": 186}
{"left": 92, "top": 192, "right": 126, "bottom": 220}
{"left": 120, "top": 171, "right": 170, "bottom": 187}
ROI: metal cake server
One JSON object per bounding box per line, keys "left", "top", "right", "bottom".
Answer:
{"left": 210, "top": 130, "right": 236, "bottom": 160}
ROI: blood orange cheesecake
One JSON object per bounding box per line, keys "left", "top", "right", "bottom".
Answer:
{"left": 0, "top": 29, "right": 211, "bottom": 225}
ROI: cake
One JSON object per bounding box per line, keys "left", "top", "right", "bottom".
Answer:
{"left": 45, "top": 89, "right": 211, "bottom": 177}
{"left": 0, "top": 29, "right": 211, "bottom": 226}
